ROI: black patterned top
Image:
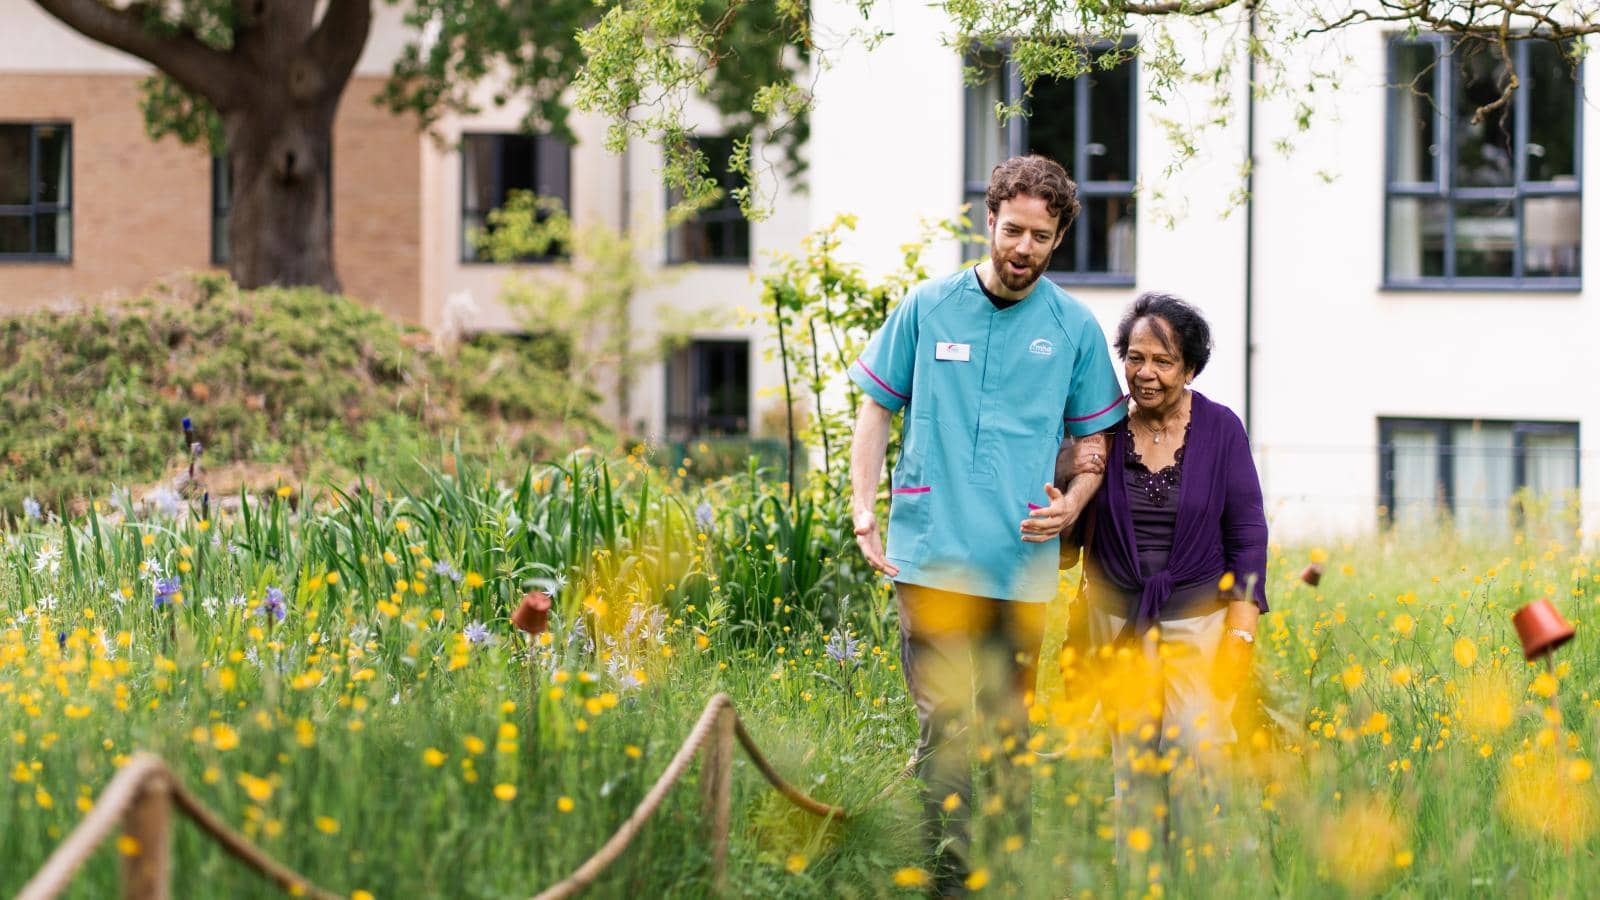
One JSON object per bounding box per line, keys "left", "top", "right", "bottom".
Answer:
{"left": 1124, "top": 419, "right": 1191, "bottom": 578}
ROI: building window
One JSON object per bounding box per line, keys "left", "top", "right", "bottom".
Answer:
{"left": 1385, "top": 37, "right": 1582, "bottom": 288}
{"left": 962, "top": 44, "right": 1136, "bottom": 283}
{"left": 212, "top": 154, "right": 333, "bottom": 266}
{"left": 666, "top": 340, "right": 750, "bottom": 438}
{"left": 0, "top": 123, "right": 72, "bottom": 262}
{"left": 667, "top": 135, "right": 750, "bottom": 264}
{"left": 460, "top": 133, "right": 571, "bottom": 263}
{"left": 1379, "top": 417, "right": 1579, "bottom": 532}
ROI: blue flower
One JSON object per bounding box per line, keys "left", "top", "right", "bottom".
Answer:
{"left": 22, "top": 496, "right": 42, "bottom": 520}
{"left": 255, "top": 586, "right": 287, "bottom": 621}
{"left": 56, "top": 631, "right": 67, "bottom": 650}
{"left": 433, "top": 560, "right": 463, "bottom": 583}
{"left": 464, "top": 621, "right": 493, "bottom": 646}
{"left": 152, "top": 577, "right": 181, "bottom": 609}
{"left": 825, "top": 628, "right": 862, "bottom": 668}
{"left": 695, "top": 501, "right": 714, "bottom": 529}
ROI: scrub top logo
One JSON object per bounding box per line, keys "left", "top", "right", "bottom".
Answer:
{"left": 1028, "top": 338, "right": 1054, "bottom": 357}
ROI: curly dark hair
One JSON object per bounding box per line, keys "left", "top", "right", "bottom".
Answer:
{"left": 985, "top": 155, "right": 1081, "bottom": 234}
{"left": 1114, "top": 292, "right": 1214, "bottom": 377}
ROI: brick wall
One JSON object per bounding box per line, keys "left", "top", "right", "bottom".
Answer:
{"left": 334, "top": 77, "right": 422, "bottom": 323}
{"left": 0, "top": 73, "right": 423, "bottom": 322}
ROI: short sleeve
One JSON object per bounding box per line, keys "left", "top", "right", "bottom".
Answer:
{"left": 847, "top": 289, "right": 918, "bottom": 413}
{"left": 1063, "top": 316, "right": 1127, "bottom": 436}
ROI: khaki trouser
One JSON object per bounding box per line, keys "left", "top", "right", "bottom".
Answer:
{"left": 1087, "top": 604, "right": 1235, "bottom": 873}
{"left": 896, "top": 583, "right": 1048, "bottom": 895}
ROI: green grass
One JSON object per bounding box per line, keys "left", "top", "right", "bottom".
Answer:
{"left": 2, "top": 454, "right": 1598, "bottom": 898}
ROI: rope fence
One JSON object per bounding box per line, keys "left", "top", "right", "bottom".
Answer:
{"left": 16, "top": 693, "right": 851, "bottom": 900}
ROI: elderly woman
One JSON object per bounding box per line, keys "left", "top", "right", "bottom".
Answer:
{"left": 1068, "top": 291, "right": 1268, "bottom": 861}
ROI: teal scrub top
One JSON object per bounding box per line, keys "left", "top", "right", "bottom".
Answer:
{"left": 847, "top": 268, "right": 1127, "bottom": 602}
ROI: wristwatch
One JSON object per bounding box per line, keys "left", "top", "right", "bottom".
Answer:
{"left": 1228, "top": 628, "right": 1255, "bottom": 644}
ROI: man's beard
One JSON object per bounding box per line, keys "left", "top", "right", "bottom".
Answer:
{"left": 990, "top": 246, "right": 1048, "bottom": 292}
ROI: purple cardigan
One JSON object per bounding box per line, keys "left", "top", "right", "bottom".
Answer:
{"left": 1085, "top": 390, "right": 1268, "bottom": 639}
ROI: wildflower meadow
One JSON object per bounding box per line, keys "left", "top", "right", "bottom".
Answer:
{"left": 3, "top": 449, "right": 1598, "bottom": 898}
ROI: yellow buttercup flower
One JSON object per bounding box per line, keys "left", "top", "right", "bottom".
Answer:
{"left": 211, "top": 724, "right": 240, "bottom": 751}
{"left": 493, "top": 783, "right": 517, "bottom": 801}
{"left": 892, "top": 868, "right": 930, "bottom": 888}
{"left": 1453, "top": 637, "right": 1478, "bottom": 668}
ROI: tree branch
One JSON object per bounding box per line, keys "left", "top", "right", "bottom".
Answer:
{"left": 307, "top": 0, "right": 372, "bottom": 99}
{"left": 1123, "top": 0, "right": 1244, "bottom": 16}
{"left": 32, "top": 0, "right": 241, "bottom": 110}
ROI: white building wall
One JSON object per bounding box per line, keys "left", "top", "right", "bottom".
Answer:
{"left": 1247, "top": 27, "right": 1600, "bottom": 540}
{"left": 622, "top": 123, "right": 806, "bottom": 442}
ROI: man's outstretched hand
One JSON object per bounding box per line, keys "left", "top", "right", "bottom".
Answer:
{"left": 1020, "top": 483, "right": 1081, "bottom": 543}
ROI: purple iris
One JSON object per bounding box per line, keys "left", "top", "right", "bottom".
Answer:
{"left": 153, "top": 577, "right": 181, "bottom": 609}
{"left": 255, "top": 586, "right": 287, "bottom": 621}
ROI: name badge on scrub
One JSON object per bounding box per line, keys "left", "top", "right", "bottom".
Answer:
{"left": 935, "top": 342, "right": 971, "bottom": 362}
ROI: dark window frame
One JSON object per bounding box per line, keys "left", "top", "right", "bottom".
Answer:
{"left": 1377, "top": 416, "right": 1580, "bottom": 525}
{"left": 1382, "top": 35, "right": 1584, "bottom": 291}
{"left": 459, "top": 131, "right": 572, "bottom": 266}
{"left": 962, "top": 40, "right": 1138, "bottom": 286}
{"left": 665, "top": 339, "right": 752, "bottom": 438}
{"left": 666, "top": 134, "right": 751, "bottom": 266}
{"left": 0, "top": 121, "right": 73, "bottom": 264}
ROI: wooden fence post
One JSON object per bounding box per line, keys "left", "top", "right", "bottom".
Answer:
{"left": 700, "top": 705, "right": 735, "bottom": 893}
{"left": 120, "top": 772, "right": 172, "bottom": 900}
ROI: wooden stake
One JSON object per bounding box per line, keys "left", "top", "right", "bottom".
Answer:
{"left": 700, "top": 706, "right": 735, "bottom": 893}
{"left": 121, "top": 773, "right": 172, "bottom": 900}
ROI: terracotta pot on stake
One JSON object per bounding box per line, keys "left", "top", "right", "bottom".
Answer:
{"left": 512, "top": 589, "right": 552, "bottom": 737}
{"left": 1512, "top": 597, "right": 1576, "bottom": 714}
{"left": 1300, "top": 563, "right": 1324, "bottom": 587}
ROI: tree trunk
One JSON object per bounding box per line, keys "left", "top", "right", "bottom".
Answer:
{"left": 225, "top": 98, "right": 340, "bottom": 292}
{"left": 30, "top": 0, "right": 371, "bottom": 294}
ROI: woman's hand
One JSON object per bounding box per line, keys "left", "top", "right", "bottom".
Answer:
{"left": 1213, "top": 629, "right": 1254, "bottom": 696}
{"left": 1212, "top": 599, "right": 1260, "bottom": 697}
